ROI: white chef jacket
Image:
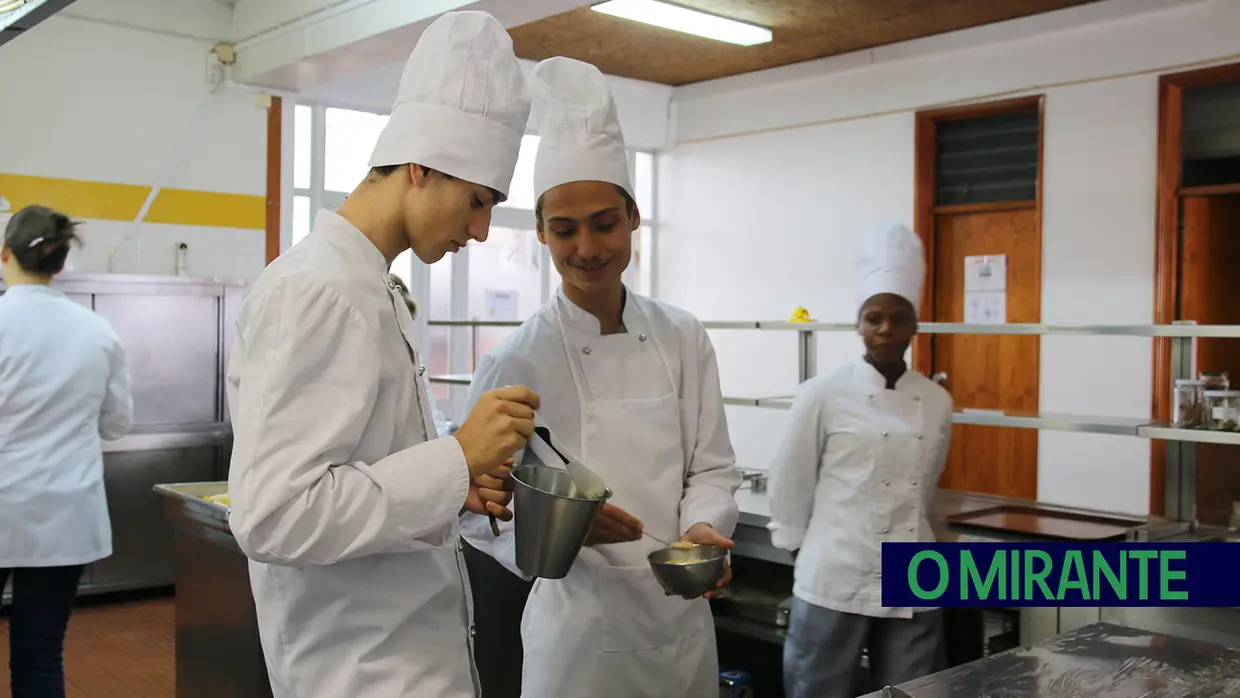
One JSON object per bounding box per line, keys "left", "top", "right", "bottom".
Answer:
{"left": 461, "top": 287, "right": 741, "bottom": 575}
{"left": 226, "top": 210, "right": 478, "bottom": 698}
{"left": 766, "top": 358, "right": 953, "bottom": 619}
{"left": 0, "top": 284, "right": 133, "bottom": 567}
{"left": 460, "top": 287, "right": 741, "bottom": 698}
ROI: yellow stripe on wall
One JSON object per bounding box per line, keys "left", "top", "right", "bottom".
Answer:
{"left": 0, "top": 173, "right": 266, "bottom": 230}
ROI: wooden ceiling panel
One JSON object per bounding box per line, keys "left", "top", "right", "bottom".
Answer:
{"left": 509, "top": 0, "right": 1104, "bottom": 86}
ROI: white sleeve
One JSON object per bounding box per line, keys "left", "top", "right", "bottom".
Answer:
{"left": 678, "top": 325, "right": 742, "bottom": 538}
{"left": 226, "top": 276, "right": 470, "bottom": 567}
{"left": 458, "top": 349, "right": 535, "bottom": 581}
{"left": 98, "top": 333, "right": 134, "bottom": 441}
{"left": 765, "top": 380, "right": 827, "bottom": 551}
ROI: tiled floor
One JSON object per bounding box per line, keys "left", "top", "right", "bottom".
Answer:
{"left": 0, "top": 594, "right": 174, "bottom": 697}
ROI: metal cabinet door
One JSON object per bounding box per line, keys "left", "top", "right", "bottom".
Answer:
{"left": 93, "top": 293, "right": 221, "bottom": 425}
{"left": 93, "top": 447, "right": 221, "bottom": 591}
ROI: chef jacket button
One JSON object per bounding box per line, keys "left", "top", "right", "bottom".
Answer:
{"left": 908, "top": 526, "right": 915, "bottom": 532}
{"left": 913, "top": 395, "right": 921, "bottom": 401}
{"left": 911, "top": 480, "right": 918, "bottom": 486}
{"left": 867, "top": 394, "right": 874, "bottom": 400}
{"left": 883, "top": 481, "right": 890, "bottom": 486}
{"left": 470, "top": 624, "right": 477, "bottom": 637}
{"left": 418, "top": 365, "right": 426, "bottom": 377}
{"left": 638, "top": 334, "right": 647, "bottom": 342}
{"left": 457, "top": 539, "right": 464, "bottom": 551}
{"left": 916, "top": 435, "right": 923, "bottom": 440}
{"left": 388, "top": 281, "right": 397, "bottom": 290}
{"left": 881, "top": 432, "right": 888, "bottom": 437}
{"left": 582, "top": 347, "right": 592, "bottom": 355}
{"left": 879, "top": 528, "right": 888, "bottom": 534}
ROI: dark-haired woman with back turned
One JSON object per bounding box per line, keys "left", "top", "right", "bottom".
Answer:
{"left": 0, "top": 205, "right": 134, "bottom": 698}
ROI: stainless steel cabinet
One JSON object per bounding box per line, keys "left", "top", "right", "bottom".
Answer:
{"left": 90, "top": 447, "right": 221, "bottom": 591}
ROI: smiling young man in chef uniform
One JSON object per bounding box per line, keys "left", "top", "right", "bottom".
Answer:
{"left": 459, "top": 56, "right": 743, "bottom": 698}
{"left": 766, "top": 223, "right": 952, "bottom": 697}
{"left": 225, "top": 11, "right": 540, "bottom": 698}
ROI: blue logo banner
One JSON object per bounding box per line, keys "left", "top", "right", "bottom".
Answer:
{"left": 880, "top": 542, "right": 1240, "bottom": 607}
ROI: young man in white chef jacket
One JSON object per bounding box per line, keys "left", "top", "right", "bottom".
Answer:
{"left": 225, "top": 12, "right": 540, "bottom": 698}
{"left": 766, "top": 223, "right": 952, "bottom": 697}
{"left": 459, "top": 57, "right": 743, "bottom": 698}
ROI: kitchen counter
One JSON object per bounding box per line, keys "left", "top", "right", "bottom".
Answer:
{"left": 734, "top": 485, "right": 1186, "bottom": 549}
{"left": 857, "top": 621, "right": 1240, "bottom": 697}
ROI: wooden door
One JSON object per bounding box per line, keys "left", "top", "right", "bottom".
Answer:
{"left": 931, "top": 207, "right": 1041, "bottom": 498}
{"left": 1180, "top": 194, "right": 1240, "bottom": 526}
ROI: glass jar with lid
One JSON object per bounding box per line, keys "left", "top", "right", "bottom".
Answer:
{"left": 1200, "top": 371, "right": 1230, "bottom": 392}
{"left": 1204, "top": 390, "right": 1240, "bottom": 431}
{"left": 1172, "top": 379, "right": 1206, "bottom": 428}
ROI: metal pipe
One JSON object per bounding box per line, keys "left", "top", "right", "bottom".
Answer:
{"left": 797, "top": 330, "right": 816, "bottom": 383}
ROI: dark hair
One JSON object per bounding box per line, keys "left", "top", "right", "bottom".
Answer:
{"left": 3, "top": 204, "right": 80, "bottom": 276}
{"left": 388, "top": 273, "right": 417, "bottom": 319}
{"left": 369, "top": 165, "right": 504, "bottom": 206}
{"left": 535, "top": 185, "right": 637, "bottom": 227}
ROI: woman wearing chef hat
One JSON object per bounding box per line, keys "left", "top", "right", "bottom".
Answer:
{"left": 0, "top": 205, "right": 134, "bottom": 697}
{"left": 225, "top": 11, "right": 540, "bottom": 698}
{"left": 766, "top": 223, "right": 952, "bottom": 698}
{"left": 459, "top": 56, "right": 743, "bottom": 698}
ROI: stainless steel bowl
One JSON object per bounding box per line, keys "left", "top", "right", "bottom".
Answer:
{"left": 647, "top": 544, "right": 728, "bottom": 598}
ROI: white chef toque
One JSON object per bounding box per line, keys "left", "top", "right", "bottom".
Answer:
{"left": 530, "top": 56, "right": 633, "bottom": 203}
{"left": 368, "top": 11, "right": 531, "bottom": 199}
{"left": 854, "top": 222, "right": 926, "bottom": 316}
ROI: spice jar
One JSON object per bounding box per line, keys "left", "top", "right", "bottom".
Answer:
{"left": 1200, "top": 371, "right": 1230, "bottom": 392}
{"left": 1172, "top": 379, "right": 1206, "bottom": 428}
{"left": 1204, "top": 390, "right": 1240, "bottom": 431}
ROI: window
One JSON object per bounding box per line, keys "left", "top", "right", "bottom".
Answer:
{"left": 325, "top": 108, "right": 390, "bottom": 194}
{"left": 497, "top": 135, "right": 541, "bottom": 210}
{"left": 935, "top": 109, "right": 1040, "bottom": 206}
{"left": 467, "top": 227, "right": 544, "bottom": 368}
{"left": 292, "top": 196, "right": 311, "bottom": 247}
{"left": 294, "top": 106, "right": 311, "bottom": 190}
{"left": 1182, "top": 81, "right": 1240, "bottom": 189}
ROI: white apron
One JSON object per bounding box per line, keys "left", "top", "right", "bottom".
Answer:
{"left": 519, "top": 295, "right": 718, "bottom": 698}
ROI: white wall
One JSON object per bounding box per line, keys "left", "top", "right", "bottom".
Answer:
{"left": 0, "top": 0, "right": 270, "bottom": 281}
{"left": 658, "top": 0, "right": 1240, "bottom": 515}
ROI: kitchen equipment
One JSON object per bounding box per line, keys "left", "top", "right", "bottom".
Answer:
{"left": 945, "top": 505, "right": 1142, "bottom": 541}
{"left": 719, "top": 670, "right": 755, "bottom": 698}
{"left": 1201, "top": 370, "right": 1231, "bottom": 391}
{"left": 711, "top": 586, "right": 792, "bottom": 628}
{"left": 510, "top": 464, "right": 611, "bottom": 579}
{"left": 1172, "top": 379, "right": 1206, "bottom": 428}
{"left": 648, "top": 544, "right": 728, "bottom": 598}
{"left": 529, "top": 414, "right": 607, "bottom": 499}
{"left": 882, "top": 687, "right": 915, "bottom": 698}
{"left": 1204, "top": 390, "right": 1240, "bottom": 431}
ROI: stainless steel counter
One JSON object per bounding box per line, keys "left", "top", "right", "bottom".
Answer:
{"left": 858, "top": 621, "right": 1240, "bottom": 697}
{"left": 155, "top": 482, "right": 272, "bottom": 698}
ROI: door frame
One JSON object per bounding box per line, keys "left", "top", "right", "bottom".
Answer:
{"left": 910, "top": 95, "right": 1046, "bottom": 376}
{"left": 1149, "top": 61, "right": 1240, "bottom": 517}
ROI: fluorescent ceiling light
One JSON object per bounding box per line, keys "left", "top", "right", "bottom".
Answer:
{"left": 591, "top": 0, "right": 772, "bottom": 47}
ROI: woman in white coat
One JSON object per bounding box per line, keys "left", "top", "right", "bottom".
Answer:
{"left": 225, "top": 12, "right": 539, "bottom": 698}
{"left": 460, "top": 56, "right": 743, "bottom": 698}
{"left": 766, "top": 223, "right": 952, "bottom": 698}
{"left": 0, "top": 205, "right": 134, "bottom": 698}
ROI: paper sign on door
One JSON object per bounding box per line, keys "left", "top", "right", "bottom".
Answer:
{"left": 963, "top": 255, "right": 1007, "bottom": 325}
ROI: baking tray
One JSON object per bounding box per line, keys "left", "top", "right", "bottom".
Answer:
{"left": 944, "top": 505, "right": 1143, "bottom": 541}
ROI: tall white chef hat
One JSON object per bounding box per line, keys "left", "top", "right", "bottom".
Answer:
{"left": 854, "top": 222, "right": 926, "bottom": 316}
{"left": 368, "top": 11, "right": 530, "bottom": 199}
{"left": 530, "top": 56, "right": 633, "bottom": 203}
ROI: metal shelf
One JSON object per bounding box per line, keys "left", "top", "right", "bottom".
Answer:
{"left": 952, "top": 410, "right": 1150, "bottom": 436}
{"left": 1138, "top": 424, "right": 1240, "bottom": 446}
{"left": 427, "top": 374, "right": 474, "bottom": 386}
{"left": 429, "top": 319, "right": 1240, "bottom": 339}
